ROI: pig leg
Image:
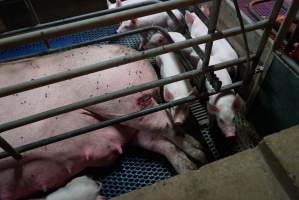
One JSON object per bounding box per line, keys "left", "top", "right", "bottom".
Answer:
{"left": 165, "top": 132, "right": 207, "bottom": 164}
{"left": 138, "top": 32, "right": 150, "bottom": 50}
{"left": 131, "top": 131, "right": 197, "bottom": 173}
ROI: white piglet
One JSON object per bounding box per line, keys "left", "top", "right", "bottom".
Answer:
{"left": 46, "top": 176, "right": 103, "bottom": 200}
{"left": 184, "top": 12, "right": 243, "bottom": 138}
{"left": 107, "top": 0, "right": 150, "bottom": 9}
{"left": 116, "top": 0, "right": 183, "bottom": 33}
{"left": 185, "top": 11, "right": 238, "bottom": 63}
{"left": 156, "top": 53, "right": 194, "bottom": 125}
{"left": 142, "top": 31, "right": 200, "bottom": 68}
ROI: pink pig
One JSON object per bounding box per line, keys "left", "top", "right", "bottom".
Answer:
{"left": 115, "top": 0, "right": 183, "bottom": 33}
{"left": 106, "top": 0, "right": 150, "bottom": 9}
{"left": 184, "top": 12, "right": 243, "bottom": 138}
{"left": 0, "top": 44, "right": 205, "bottom": 199}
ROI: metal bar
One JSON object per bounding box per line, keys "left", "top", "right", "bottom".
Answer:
{"left": 247, "top": 1, "right": 299, "bottom": 109}
{"left": 272, "top": 1, "right": 299, "bottom": 51}
{"left": 279, "top": 53, "right": 299, "bottom": 76}
{"left": 0, "top": 0, "right": 162, "bottom": 38}
{"left": 156, "top": 27, "right": 204, "bottom": 92}
{"left": 0, "top": 0, "right": 208, "bottom": 49}
{"left": 232, "top": 0, "right": 251, "bottom": 77}
{"left": 201, "top": 0, "right": 222, "bottom": 91}
{"left": 24, "top": 0, "right": 40, "bottom": 24}
{"left": 0, "top": 136, "right": 22, "bottom": 160}
{"left": 244, "top": 0, "right": 284, "bottom": 85}
{"left": 0, "top": 54, "right": 255, "bottom": 134}
{"left": 0, "top": 81, "right": 243, "bottom": 160}
{"left": 0, "top": 20, "right": 268, "bottom": 98}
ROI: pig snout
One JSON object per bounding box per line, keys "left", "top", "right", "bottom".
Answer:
{"left": 221, "top": 126, "right": 236, "bottom": 138}
{"left": 173, "top": 106, "right": 188, "bottom": 126}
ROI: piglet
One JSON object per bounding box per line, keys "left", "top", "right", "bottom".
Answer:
{"left": 46, "top": 176, "right": 103, "bottom": 200}
{"left": 185, "top": 11, "right": 238, "bottom": 63}
{"left": 106, "top": 0, "right": 149, "bottom": 9}
{"left": 142, "top": 31, "right": 200, "bottom": 68}
{"left": 184, "top": 12, "right": 243, "bottom": 138}
{"left": 116, "top": 0, "right": 183, "bottom": 33}
{"left": 156, "top": 53, "right": 195, "bottom": 125}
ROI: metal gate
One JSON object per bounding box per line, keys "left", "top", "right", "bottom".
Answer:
{"left": 0, "top": 0, "right": 298, "bottom": 198}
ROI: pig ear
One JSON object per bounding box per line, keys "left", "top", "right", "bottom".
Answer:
{"left": 164, "top": 88, "right": 174, "bottom": 102}
{"left": 130, "top": 19, "right": 137, "bottom": 26}
{"left": 116, "top": 0, "right": 122, "bottom": 7}
{"left": 185, "top": 11, "right": 194, "bottom": 26}
{"left": 232, "top": 94, "right": 244, "bottom": 111}
{"left": 207, "top": 103, "right": 219, "bottom": 115}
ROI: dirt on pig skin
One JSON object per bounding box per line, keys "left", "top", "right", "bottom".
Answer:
{"left": 0, "top": 44, "right": 205, "bottom": 199}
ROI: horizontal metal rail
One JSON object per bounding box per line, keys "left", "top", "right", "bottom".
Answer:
{"left": 0, "top": 137, "right": 22, "bottom": 160}
{"left": 0, "top": 0, "right": 212, "bottom": 49}
{"left": 0, "top": 81, "right": 243, "bottom": 159}
{"left": 0, "top": 20, "right": 268, "bottom": 98}
{"left": 0, "top": 54, "right": 256, "bottom": 135}
{"left": 0, "top": 0, "right": 161, "bottom": 38}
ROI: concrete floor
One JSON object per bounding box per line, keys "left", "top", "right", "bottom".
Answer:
{"left": 112, "top": 125, "right": 299, "bottom": 200}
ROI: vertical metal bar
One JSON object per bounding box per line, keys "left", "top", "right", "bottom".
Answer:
{"left": 24, "top": 0, "right": 40, "bottom": 24}
{"left": 201, "top": 0, "right": 222, "bottom": 91}
{"left": 231, "top": 0, "right": 251, "bottom": 77}
{"left": 272, "top": 2, "right": 299, "bottom": 51}
{"left": 244, "top": 0, "right": 284, "bottom": 85}
{"left": 0, "top": 136, "right": 22, "bottom": 160}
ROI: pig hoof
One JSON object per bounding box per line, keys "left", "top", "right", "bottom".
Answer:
{"left": 184, "top": 134, "right": 203, "bottom": 149}
{"left": 172, "top": 153, "right": 198, "bottom": 173}
{"left": 188, "top": 149, "right": 207, "bottom": 164}
{"left": 181, "top": 141, "right": 206, "bottom": 164}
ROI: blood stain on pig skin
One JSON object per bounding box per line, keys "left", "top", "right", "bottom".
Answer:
{"left": 137, "top": 94, "right": 154, "bottom": 109}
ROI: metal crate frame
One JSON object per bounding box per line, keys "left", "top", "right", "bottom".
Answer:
{"left": 0, "top": 0, "right": 297, "bottom": 163}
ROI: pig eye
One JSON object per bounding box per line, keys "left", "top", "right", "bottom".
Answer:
{"left": 219, "top": 118, "right": 224, "bottom": 124}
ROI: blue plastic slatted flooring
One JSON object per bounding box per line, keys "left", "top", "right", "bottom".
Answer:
{"left": 0, "top": 24, "right": 140, "bottom": 61}
{"left": 0, "top": 24, "right": 176, "bottom": 199}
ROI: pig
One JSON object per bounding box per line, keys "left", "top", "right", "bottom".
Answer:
{"left": 156, "top": 53, "right": 195, "bottom": 125}
{"left": 106, "top": 0, "right": 149, "bottom": 10}
{"left": 184, "top": 11, "right": 238, "bottom": 63}
{"left": 141, "top": 31, "right": 200, "bottom": 68}
{"left": 46, "top": 176, "right": 103, "bottom": 200}
{"left": 0, "top": 44, "right": 205, "bottom": 199}
{"left": 115, "top": 0, "right": 184, "bottom": 33}
{"left": 184, "top": 12, "right": 243, "bottom": 138}
{"left": 115, "top": 0, "right": 184, "bottom": 50}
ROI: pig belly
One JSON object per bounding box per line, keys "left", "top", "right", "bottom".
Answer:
{"left": 0, "top": 110, "right": 130, "bottom": 200}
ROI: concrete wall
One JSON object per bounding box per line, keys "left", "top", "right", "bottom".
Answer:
{"left": 112, "top": 125, "right": 299, "bottom": 200}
